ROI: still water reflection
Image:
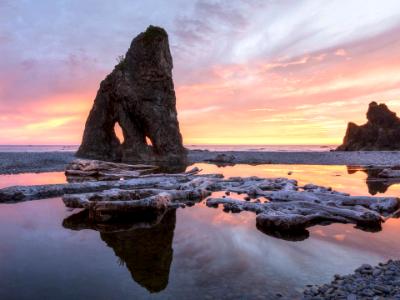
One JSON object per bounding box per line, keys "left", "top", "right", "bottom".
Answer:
{"left": 0, "top": 163, "right": 399, "bottom": 299}
{"left": 63, "top": 209, "right": 176, "bottom": 293}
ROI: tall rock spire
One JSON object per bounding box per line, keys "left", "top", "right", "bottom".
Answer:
{"left": 77, "top": 26, "right": 187, "bottom": 166}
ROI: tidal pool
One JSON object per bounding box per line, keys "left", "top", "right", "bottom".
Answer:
{"left": 0, "top": 164, "right": 399, "bottom": 299}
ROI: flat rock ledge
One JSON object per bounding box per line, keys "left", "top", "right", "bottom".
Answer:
{"left": 63, "top": 188, "right": 211, "bottom": 222}
{"left": 205, "top": 178, "right": 399, "bottom": 240}
{"left": 2, "top": 162, "right": 399, "bottom": 237}
{"left": 303, "top": 260, "right": 400, "bottom": 299}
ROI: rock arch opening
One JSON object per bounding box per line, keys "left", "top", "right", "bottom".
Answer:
{"left": 114, "top": 122, "right": 125, "bottom": 144}
{"left": 145, "top": 136, "right": 153, "bottom": 147}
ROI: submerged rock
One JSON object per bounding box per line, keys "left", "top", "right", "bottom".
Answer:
{"left": 77, "top": 25, "right": 187, "bottom": 165}
{"left": 337, "top": 102, "right": 400, "bottom": 151}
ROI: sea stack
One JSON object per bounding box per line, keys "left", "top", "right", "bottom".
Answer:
{"left": 337, "top": 102, "right": 400, "bottom": 151}
{"left": 77, "top": 26, "right": 187, "bottom": 166}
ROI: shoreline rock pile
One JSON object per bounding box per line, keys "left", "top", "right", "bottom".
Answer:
{"left": 303, "top": 260, "right": 400, "bottom": 299}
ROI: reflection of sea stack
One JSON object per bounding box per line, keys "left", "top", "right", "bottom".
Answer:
{"left": 347, "top": 166, "right": 400, "bottom": 195}
{"left": 337, "top": 102, "right": 400, "bottom": 151}
{"left": 100, "top": 209, "right": 176, "bottom": 293}
{"left": 77, "top": 25, "right": 186, "bottom": 166}
{"left": 62, "top": 209, "right": 176, "bottom": 293}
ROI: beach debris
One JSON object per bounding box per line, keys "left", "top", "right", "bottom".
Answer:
{"left": 76, "top": 26, "right": 187, "bottom": 166}
{"left": 337, "top": 102, "right": 400, "bottom": 151}
{"left": 65, "top": 159, "right": 158, "bottom": 182}
{"left": 303, "top": 260, "right": 400, "bottom": 299}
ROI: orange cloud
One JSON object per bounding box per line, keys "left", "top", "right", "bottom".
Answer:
{"left": 2, "top": 23, "right": 400, "bottom": 145}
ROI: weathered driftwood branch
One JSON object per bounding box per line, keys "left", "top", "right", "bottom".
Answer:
{"left": 65, "top": 159, "right": 159, "bottom": 182}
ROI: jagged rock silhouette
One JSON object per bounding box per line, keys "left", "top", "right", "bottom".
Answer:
{"left": 77, "top": 26, "right": 187, "bottom": 166}
{"left": 338, "top": 102, "right": 400, "bottom": 151}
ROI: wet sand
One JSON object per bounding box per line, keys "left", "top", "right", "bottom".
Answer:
{"left": 1, "top": 150, "right": 400, "bottom": 174}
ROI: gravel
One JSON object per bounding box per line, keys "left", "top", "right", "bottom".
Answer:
{"left": 303, "top": 260, "right": 400, "bottom": 299}
{"left": 0, "top": 152, "right": 75, "bottom": 174}
{"left": 1, "top": 150, "right": 400, "bottom": 175}
{"left": 189, "top": 150, "right": 400, "bottom": 166}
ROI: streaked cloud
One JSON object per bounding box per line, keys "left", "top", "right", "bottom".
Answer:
{"left": 1, "top": 0, "right": 400, "bottom": 144}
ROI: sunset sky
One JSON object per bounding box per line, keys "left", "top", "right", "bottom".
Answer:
{"left": 1, "top": 0, "right": 400, "bottom": 145}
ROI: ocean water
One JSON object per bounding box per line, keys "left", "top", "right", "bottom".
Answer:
{"left": 0, "top": 163, "right": 399, "bottom": 299}
{"left": 0, "top": 144, "right": 336, "bottom": 152}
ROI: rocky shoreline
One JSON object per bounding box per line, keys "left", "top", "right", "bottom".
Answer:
{"left": 303, "top": 260, "right": 400, "bottom": 299}
{"left": 1, "top": 150, "right": 400, "bottom": 175}
{"left": 0, "top": 152, "right": 75, "bottom": 174}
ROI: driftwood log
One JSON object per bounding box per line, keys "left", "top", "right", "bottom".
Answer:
{"left": 65, "top": 159, "right": 159, "bottom": 182}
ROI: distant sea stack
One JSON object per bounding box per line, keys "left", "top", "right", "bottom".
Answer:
{"left": 77, "top": 26, "right": 187, "bottom": 165}
{"left": 337, "top": 102, "right": 400, "bottom": 151}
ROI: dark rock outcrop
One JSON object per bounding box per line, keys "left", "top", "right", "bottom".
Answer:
{"left": 337, "top": 102, "right": 400, "bottom": 151}
{"left": 77, "top": 26, "right": 187, "bottom": 166}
